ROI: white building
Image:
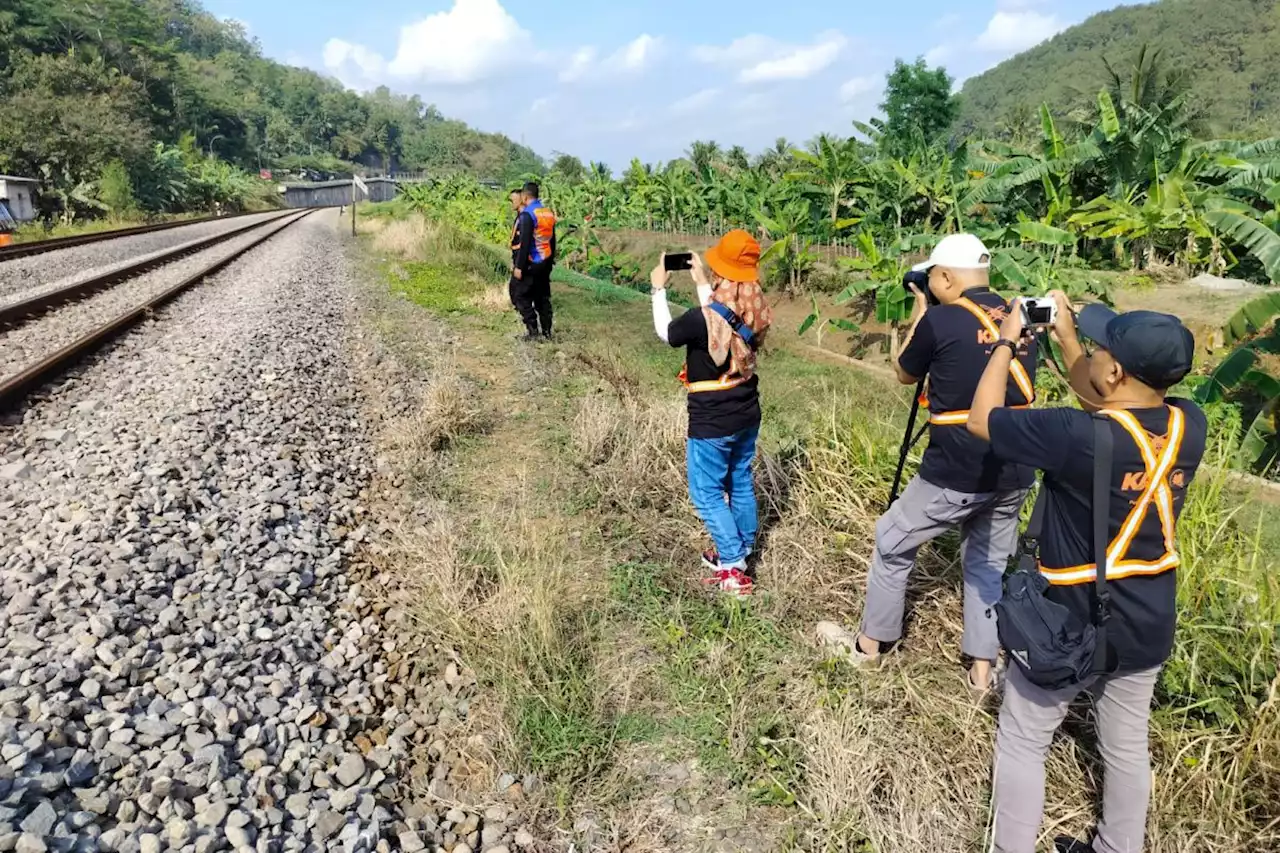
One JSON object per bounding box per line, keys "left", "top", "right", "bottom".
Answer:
{"left": 0, "top": 176, "right": 39, "bottom": 222}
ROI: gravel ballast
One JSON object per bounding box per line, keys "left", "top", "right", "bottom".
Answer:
{"left": 0, "top": 212, "right": 502, "bottom": 851}
{"left": 0, "top": 212, "right": 287, "bottom": 306}
{"left": 0, "top": 215, "right": 306, "bottom": 385}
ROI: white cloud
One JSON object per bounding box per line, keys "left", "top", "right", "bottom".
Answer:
{"left": 613, "top": 34, "right": 659, "bottom": 71}
{"left": 559, "top": 47, "right": 597, "bottom": 82}
{"left": 975, "top": 10, "right": 1065, "bottom": 53}
{"left": 839, "top": 75, "right": 879, "bottom": 103}
{"left": 386, "top": 0, "right": 532, "bottom": 83}
{"left": 692, "top": 35, "right": 776, "bottom": 66}
{"left": 924, "top": 44, "right": 953, "bottom": 67}
{"left": 739, "top": 32, "right": 847, "bottom": 83}
{"left": 322, "top": 38, "right": 387, "bottom": 87}
{"left": 557, "top": 34, "right": 659, "bottom": 84}
{"left": 692, "top": 31, "right": 849, "bottom": 83}
{"left": 670, "top": 87, "right": 721, "bottom": 116}
{"left": 323, "top": 0, "right": 532, "bottom": 87}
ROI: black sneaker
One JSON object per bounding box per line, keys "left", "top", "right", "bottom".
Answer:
{"left": 1054, "top": 837, "right": 1095, "bottom": 853}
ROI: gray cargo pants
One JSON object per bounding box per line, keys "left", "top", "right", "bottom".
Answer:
{"left": 860, "top": 475, "right": 1028, "bottom": 661}
{"left": 992, "top": 665, "right": 1161, "bottom": 853}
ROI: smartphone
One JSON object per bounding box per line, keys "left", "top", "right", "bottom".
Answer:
{"left": 664, "top": 252, "right": 694, "bottom": 272}
{"left": 1021, "top": 297, "right": 1057, "bottom": 328}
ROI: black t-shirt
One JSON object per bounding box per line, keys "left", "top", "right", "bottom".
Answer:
{"left": 667, "top": 307, "right": 761, "bottom": 439}
{"left": 988, "top": 399, "right": 1208, "bottom": 673}
{"left": 898, "top": 288, "right": 1038, "bottom": 493}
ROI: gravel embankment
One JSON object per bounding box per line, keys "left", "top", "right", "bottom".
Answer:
{"left": 0, "top": 213, "right": 484, "bottom": 852}
{"left": 0, "top": 213, "right": 287, "bottom": 306}
{"left": 0, "top": 215, "right": 304, "bottom": 385}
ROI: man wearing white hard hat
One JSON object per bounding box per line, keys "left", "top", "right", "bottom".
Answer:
{"left": 818, "top": 234, "right": 1038, "bottom": 693}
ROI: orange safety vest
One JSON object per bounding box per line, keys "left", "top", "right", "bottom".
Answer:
{"left": 927, "top": 296, "right": 1036, "bottom": 426}
{"left": 523, "top": 200, "right": 556, "bottom": 265}
{"left": 1040, "top": 406, "right": 1186, "bottom": 586}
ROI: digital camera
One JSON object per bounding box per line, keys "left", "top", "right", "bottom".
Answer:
{"left": 902, "top": 270, "right": 939, "bottom": 306}
{"left": 1021, "top": 297, "right": 1057, "bottom": 328}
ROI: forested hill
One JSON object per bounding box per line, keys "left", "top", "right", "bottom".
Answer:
{"left": 0, "top": 0, "right": 541, "bottom": 214}
{"left": 956, "top": 0, "right": 1280, "bottom": 138}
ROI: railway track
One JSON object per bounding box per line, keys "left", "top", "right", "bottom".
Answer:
{"left": 0, "top": 209, "right": 298, "bottom": 325}
{"left": 0, "top": 208, "right": 277, "bottom": 262}
{"left": 0, "top": 208, "right": 315, "bottom": 409}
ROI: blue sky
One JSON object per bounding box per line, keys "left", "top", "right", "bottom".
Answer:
{"left": 205, "top": 0, "right": 1135, "bottom": 169}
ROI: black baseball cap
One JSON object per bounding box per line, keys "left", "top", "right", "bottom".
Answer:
{"left": 1077, "top": 304, "right": 1196, "bottom": 389}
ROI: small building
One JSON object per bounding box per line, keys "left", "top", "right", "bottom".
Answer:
{"left": 0, "top": 175, "right": 38, "bottom": 222}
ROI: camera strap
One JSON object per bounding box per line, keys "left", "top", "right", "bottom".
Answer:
{"left": 706, "top": 301, "right": 757, "bottom": 350}
{"left": 1090, "top": 414, "right": 1114, "bottom": 672}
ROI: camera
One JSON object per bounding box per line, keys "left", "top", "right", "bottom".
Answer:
{"left": 1020, "top": 297, "right": 1057, "bottom": 328}
{"left": 902, "top": 270, "right": 940, "bottom": 306}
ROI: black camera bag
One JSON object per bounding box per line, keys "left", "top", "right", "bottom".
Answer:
{"left": 996, "top": 415, "right": 1114, "bottom": 690}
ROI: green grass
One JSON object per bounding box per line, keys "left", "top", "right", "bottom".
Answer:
{"left": 387, "top": 260, "right": 480, "bottom": 313}
{"left": 606, "top": 562, "right": 803, "bottom": 806}
{"left": 361, "top": 204, "right": 1280, "bottom": 851}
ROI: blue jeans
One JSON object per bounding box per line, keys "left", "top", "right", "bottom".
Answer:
{"left": 686, "top": 425, "right": 760, "bottom": 567}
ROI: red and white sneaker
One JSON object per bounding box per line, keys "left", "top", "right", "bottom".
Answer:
{"left": 701, "top": 549, "right": 720, "bottom": 572}
{"left": 708, "top": 566, "right": 753, "bottom": 597}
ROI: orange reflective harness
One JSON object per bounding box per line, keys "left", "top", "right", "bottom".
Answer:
{"left": 1040, "top": 406, "right": 1186, "bottom": 586}
{"left": 679, "top": 302, "right": 755, "bottom": 394}
{"left": 925, "top": 297, "right": 1036, "bottom": 426}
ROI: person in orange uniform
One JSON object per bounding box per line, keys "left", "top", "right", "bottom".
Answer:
{"left": 511, "top": 181, "right": 556, "bottom": 341}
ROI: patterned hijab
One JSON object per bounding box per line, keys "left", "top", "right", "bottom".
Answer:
{"left": 704, "top": 278, "right": 772, "bottom": 380}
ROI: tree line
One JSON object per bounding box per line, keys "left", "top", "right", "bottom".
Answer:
{"left": 0, "top": 0, "right": 542, "bottom": 221}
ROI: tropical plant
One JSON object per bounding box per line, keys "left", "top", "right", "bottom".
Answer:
{"left": 1196, "top": 293, "right": 1280, "bottom": 472}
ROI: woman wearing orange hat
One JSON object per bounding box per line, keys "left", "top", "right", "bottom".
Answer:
{"left": 650, "top": 230, "right": 773, "bottom": 596}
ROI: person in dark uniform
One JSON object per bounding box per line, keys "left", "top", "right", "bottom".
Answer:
{"left": 818, "top": 234, "right": 1038, "bottom": 693}
{"left": 969, "top": 294, "right": 1205, "bottom": 853}
{"left": 511, "top": 182, "right": 556, "bottom": 341}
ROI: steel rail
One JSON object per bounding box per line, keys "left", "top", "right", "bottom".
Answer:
{"left": 0, "top": 209, "right": 294, "bottom": 262}
{"left": 0, "top": 210, "right": 298, "bottom": 328}
{"left": 0, "top": 210, "right": 315, "bottom": 410}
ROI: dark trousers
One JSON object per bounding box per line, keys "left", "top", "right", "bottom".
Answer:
{"left": 509, "top": 264, "right": 553, "bottom": 335}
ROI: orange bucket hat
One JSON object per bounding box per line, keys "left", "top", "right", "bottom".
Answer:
{"left": 704, "top": 229, "right": 761, "bottom": 282}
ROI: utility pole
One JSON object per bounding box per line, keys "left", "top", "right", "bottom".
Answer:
{"left": 351, "top": 177, "right": 357, "bottom": 238}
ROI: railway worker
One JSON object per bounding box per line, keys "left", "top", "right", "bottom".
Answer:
{"left": 817, "top": 234, "right": 1038, "bottom": 692}
{"left": 511, "top": 181, "right": 556, "bottom": 341}
{"left": 967, "top": 295, "right": 1204, "bottom": 853}
{"left": 649, "top": 230, "right": 773, "bottom": 597}
{"left": 508, "top": 188, "right": 525, "bottom": 288}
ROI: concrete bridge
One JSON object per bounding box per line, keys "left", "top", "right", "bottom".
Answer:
{"left": 280, "top": 177, "right": 400, "bottom": 209}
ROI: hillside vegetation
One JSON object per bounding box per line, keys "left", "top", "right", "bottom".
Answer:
{"left": 957, "top": 0, "right": 1280, "bottom": 139}
{"left": 0, "top": 0, "right": 541, "bottom": 220}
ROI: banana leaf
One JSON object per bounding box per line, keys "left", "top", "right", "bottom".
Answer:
{"left": 1196, "top": 346, "right": 1258, "bottom": 403}
{"left": 1240, "top": 400, "right": 1278, "bottom": 472}
{"left": 1097, "top": 91, "right": 1121, "bottom": 142}
{"left": 797, "top": 296, "right": 819, "bottom": 337}
{"left": 1221, "top": 292, "right": 1280, "bottom": 345}
{"left": 1203, "top": 209, "right": 1280, "bottom": 284}
{"left": 1013, "top": 221, "right": 1077, "bottom": 247}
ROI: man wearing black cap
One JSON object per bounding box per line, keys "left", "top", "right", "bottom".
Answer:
{"left": 967, "top": 292, "right": 1207, "bottom": 853}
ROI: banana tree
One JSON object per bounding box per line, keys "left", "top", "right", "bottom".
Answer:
{"left": 788, "top": 134, "right": 868, "bottom": 232}
{"left": 798, "top": 295, "right": 861, "bottom": 347}
{"left": 1196, "top": 292, "right": 1280, "bottom": 472}
{"left": 757, "top": 198, "right": 817, "bottom": 293}
{"left": 835, "top": 231, "right": 924, "bottom": 356}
